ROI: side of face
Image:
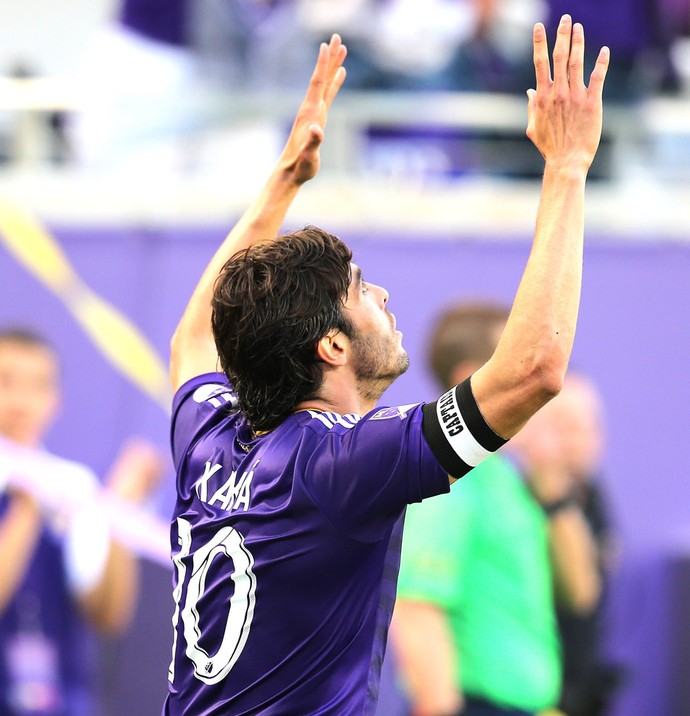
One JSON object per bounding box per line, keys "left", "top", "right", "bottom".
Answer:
{"left": 0, "top": 340, "right": 61, "bottom": 447}
{"left": 548, "top": 377, "right": 605, "bottom": 480}
{"left": 342, "top": 265, "right": 409, "bottom": 392}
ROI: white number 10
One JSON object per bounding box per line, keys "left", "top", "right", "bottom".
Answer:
{"left": 168, "top": 517, "right": 257, "bottom": 685}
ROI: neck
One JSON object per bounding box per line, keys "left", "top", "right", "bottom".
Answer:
{"left": 296, "top": 371, "right": 384, "bottom": 417}
{"left": 297, "top": 393, "right": 368, "bottom": 417}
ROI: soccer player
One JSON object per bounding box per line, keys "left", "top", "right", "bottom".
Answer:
{"left": 165, "top": 22, "right": 609, "bottom": 716}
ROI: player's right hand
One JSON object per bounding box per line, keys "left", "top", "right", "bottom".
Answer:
{"left": 105, "top": 438, "right": 166, "bottom": 505}
{"left": 278, "top": 34, "right": 347, "bottom": 185}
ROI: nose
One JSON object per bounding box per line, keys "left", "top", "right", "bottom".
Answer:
{"left": 372, "top": 283, "right": 389, "bottom": 307}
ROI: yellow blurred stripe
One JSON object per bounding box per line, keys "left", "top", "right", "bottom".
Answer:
{"left": 0, "top": 199, "right": 171, "bottom": 411}
{"left": 0, "top": 197, "right": 77, "bottom": 293}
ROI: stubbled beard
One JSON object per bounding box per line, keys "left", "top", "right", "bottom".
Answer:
{"left": 349, "top": 330, "right": 409, "bottom": 403}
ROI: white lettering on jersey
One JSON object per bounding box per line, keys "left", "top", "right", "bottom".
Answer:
{"left": 195, "top": 461, "right": 223, "bottom": 502}
{"left": 169, "top": 517, "right": 256, "bottom": 685}
{"left": 307, "top": 411, "right": 361, "bottom": 430}
{"left": 192, "top": 383, "right": 238, "bottom": 409}
{"left": 196, "top": 460, "right": 259, "bottom": 513}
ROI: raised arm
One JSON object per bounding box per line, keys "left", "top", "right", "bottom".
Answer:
{"left": 0, "top": 491, "right": 41, "bottom": 613}
{"left": 74, "top": 440, "right": 165, "bottom": 635}
{"left": 471, "top": 16, "right": 609, "bottom": 437}
{"left": 170, "top": 35, "right": 347, "bottom": 392}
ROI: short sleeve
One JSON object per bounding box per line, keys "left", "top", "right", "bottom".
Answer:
{"left": 397, "top": 488, "right": 473, "bottom": 609}
{"left": 170, "top": 373, "right": 238, "bottom": 470}
{"left": 303, "top": 403, "right": 449, "bottom": 542}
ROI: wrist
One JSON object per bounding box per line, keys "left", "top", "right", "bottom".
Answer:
{"left": 64, "top": 502, "right": 111, "bottom": 595}
{"left": 275, "top": 159, "right": 317, "bottom": 189}
{"left": 542, "top": 161, "right": 589, "bottom": 183}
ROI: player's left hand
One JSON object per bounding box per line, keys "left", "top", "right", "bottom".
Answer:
{"left": 526, "top": 15, "right": 609, "bottom": 173}
{"left": 278, "top": 34, "right": 347, "bottom": 185}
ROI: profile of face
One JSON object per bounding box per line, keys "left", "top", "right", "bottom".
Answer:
{"left": 344, "top": 265, "right": 409, "bottom": 402}
{"left": 0, "top": 339, "right": 60, "bottom": 447}
{"left": 547, "top": 375, "right": 605, "bottom": 481}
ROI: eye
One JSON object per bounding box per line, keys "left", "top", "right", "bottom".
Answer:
{"left": 361, "top": 281, "right": 369, "bottom": 294}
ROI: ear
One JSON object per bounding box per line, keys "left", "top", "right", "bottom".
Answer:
{"left": 316, "top": 330, "right": 348, "bottom": 367}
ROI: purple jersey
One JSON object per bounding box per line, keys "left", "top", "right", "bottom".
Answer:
{"left": 0, "top": 504, "right": 97, "bottom": 716}
{"left": 164, "top": 373, "right": 449, "bottom": 715}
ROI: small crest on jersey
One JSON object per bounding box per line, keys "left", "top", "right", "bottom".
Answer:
{"left": 369, "top": 403, "right": 419, "bottom": 421}
{"left": 193, "top": 383, "right": 237, "bottom": 408}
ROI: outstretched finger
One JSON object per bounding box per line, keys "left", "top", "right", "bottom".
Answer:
{"left": 588, "top": 46, "right": 610, "bottom": 98}
{"left": 325, "top": 66, "right": 347, "bottom": 108}
{"left": 304, "top": 42, "right": 330, "bottom": 104}
{"left": 552, "top": 14, "right": 572, "bottom": 91}
{"left": 326, "top": 34, "right": 345, "bottom": 76}
{"left": 569, "top": 22, "right": 585, "bottom": 88}
{"left": 532, "top": 22, "right": 551, "bottom": 92}
{"left": 324, "top": 36, "right": 347, "bottom": 108}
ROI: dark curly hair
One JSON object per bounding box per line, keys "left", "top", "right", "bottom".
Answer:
{"left": 211, "top": 227, "right": 353, "bottom": 431}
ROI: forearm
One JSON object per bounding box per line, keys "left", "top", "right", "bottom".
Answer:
{"left": 0, "top": 494, "right": 41, "bottom": 612}
{"left": 473, "top": 165, "right": 587, "bottom": 437}
{"left": 169, "top": 170, "right": 301, "bottom": 389}
{"left": 501, "top": 164, "right": 586, "bottom": 378}
{"left": 472, "top": 17, "right": 608, "bottom": 437}
{"left": 547, "top": 503, "right": 601, "bottom": 613}
{"left": 78, "top": 539, "right": 139, "bottom": 635}
{"left": 391, "top": 601, "right": 462, "bottom": 716}
{"left": 169, "top": 36, "right": 347, "bottom": 391}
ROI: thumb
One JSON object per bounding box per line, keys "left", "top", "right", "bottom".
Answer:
{"left": 303, "top": 123, "right": 324, "bottom": 154}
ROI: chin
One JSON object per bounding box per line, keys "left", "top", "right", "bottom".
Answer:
{"left": 397, "top": 350, "right": 410, "bottom": 376}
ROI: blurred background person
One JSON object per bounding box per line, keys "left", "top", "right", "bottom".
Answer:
{"left": 299, "top": 0, "right": 541, "bottom": 93}
{"left": 519, "top": 373, "right": 623, "bottom": 716}
{"left": 390, "top": 303, "right": 600, "bottom": 716}
{"left": 70, "top": 0, "right": 307, "bottom": 175}
{"left": 0, "top": 327, "right": 165, "bottom": 716}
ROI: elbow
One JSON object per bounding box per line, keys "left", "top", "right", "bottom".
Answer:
{"left": 564, "top": 578, "right": 601, "bottom": 616}
{"left": 521, "top": 357, "right": 565, "bottom": 410}
{"left": 170, "top": 326, "right": 183, "bottom": 367}
{"left": 94, "top": 609, "right": 133, "bottom": 637}
{"left": 81, "top": 590, "right": 136, "bottom": 638}
{"left": 169, "top": 326, "right": 186, "bottom": 386}
{"left": 535, "top": 363, "right": 565, "bottom": 403}
{"left": 523, "top": 332, "right": 570, "bottom": 406}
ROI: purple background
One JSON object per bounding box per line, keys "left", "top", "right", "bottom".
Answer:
{"left": 2, "top": 223, "right": 689, "bottom": 715}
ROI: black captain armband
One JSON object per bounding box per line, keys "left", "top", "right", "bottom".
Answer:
{"left": 422, "top": 377, "right": 507, "bottom": 480}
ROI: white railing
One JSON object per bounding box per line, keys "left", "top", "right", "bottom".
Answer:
{"left": 2, "top": 76, "right": 690, "bottom": 237}
{"left": 3, "top": 75, "right": 685, "bottom": 172}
